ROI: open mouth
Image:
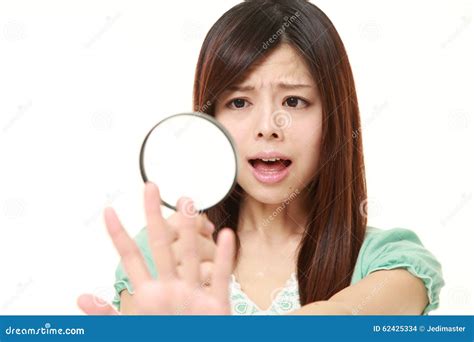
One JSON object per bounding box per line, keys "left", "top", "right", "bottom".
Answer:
{"left": 247, "top": 157, "right": 292, "bottom": 184}
{"left": 248, "top": 158, "right": 292, "bottom": 171}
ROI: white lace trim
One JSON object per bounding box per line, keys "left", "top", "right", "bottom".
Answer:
{"left": 229, "top": 272, "right": 301, "bottom": 315}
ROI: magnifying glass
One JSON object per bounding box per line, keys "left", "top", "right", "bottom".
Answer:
{"left": 139, "top": 112, "right": 239, "bottom": 214}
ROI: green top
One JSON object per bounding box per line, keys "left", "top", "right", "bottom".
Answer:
{"left": 112, "top": 226, "right": 445, "bottom": 315}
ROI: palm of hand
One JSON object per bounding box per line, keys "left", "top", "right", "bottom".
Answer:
{"left": 77, "top": 182, "right": 235, "bottom": 315}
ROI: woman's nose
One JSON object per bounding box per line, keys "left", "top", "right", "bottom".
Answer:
{"left": 254, "top": 108, "right": 291, "bottom": 141}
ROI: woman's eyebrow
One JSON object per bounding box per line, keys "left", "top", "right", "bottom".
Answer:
{"left": 277, "top": 82, "right": 314, "bottom": 90}
{"left": 225, "top": 82, "right": 313, "bottom": 93}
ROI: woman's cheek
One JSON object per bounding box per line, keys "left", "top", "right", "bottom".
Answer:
{"left": 293, "top": 133, "right": 322, "bottom": 180}
{"left": 215, "top": 114, "right": 241, "bottom": 139}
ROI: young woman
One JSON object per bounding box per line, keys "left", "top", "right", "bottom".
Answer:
{"left": 78, "top": 0, "right": 444, "bottom": 315}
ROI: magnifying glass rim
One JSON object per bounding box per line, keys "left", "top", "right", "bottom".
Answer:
{"left": 139, "top": 111, "right": 239, "bottom": 213}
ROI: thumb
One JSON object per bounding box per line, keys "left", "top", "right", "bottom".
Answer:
{"left": 77, "top": 294, "right": 120, "bottom": 315}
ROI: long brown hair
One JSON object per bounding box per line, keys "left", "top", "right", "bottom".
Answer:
{"left": 193, "top": 0, "right": 367, "bottom": 305}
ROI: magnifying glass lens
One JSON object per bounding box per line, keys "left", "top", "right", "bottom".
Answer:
{"left": 140, "top": 113, "right": 238, "bottom": 212}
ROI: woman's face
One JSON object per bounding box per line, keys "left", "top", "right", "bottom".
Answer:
{"left": 215, "top": 43, "right": 323, "bottom": 205}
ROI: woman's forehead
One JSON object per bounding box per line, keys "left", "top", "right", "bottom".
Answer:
{"left": 223, "top": 74, "right": 316, "bottom": 96}
{"left": 235, "top": 45, "right": 314, "bottom": 88}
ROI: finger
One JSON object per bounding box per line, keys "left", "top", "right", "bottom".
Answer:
{"left": 144, "top": 182, "right": 177, "bottom": 281}
{"left": 171, "top": 233, "right": 216, "bottom": 265}
{"left": 168, "top": 212, "right": 213, "bottom": 238}
{"left": 104, "top": 207, "right": 151, "bottom": 287}
{"left": 177, "top": 197, "right": 200, "bottom": 286}
{"left": 200, "top": 261, "right": 214, "bottom": 286}
{"left": 176, "top": 261, "right": 214, "bottom": 286}
{"left": 211, "top": 228, "right": 236, "bottom": 303}
{"left": 165, "top": 214, "right": 181, "bottom": 242}
{"left": 170, "top": 225, "right": 179, "bottom": 242}
{"left": 198, "top": 213, "right": 215, "bottom": 237}
{"left": 77, "top": 294, "right": 119, "bottom": 315}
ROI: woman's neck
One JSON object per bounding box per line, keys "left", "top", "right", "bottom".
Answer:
{"left": 237, "top": 188, "right": 309, "bottom": 245}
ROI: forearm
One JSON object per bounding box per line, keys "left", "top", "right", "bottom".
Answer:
{"left": 287, "top": 300, "right": 352, "bottom": 315}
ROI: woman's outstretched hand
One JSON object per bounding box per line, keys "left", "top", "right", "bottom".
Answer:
{"left": 77, "top": 182, "right": 235, "bottom": 315}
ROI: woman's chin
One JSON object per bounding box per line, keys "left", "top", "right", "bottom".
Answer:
{"left": 244, "top": 189, "right": 293, "bottom": 206}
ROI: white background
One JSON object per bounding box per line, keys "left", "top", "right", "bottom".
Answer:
{"left": 0, "top": 0, "right": 472, "bottom": 315}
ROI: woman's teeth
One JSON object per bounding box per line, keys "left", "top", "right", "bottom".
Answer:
{"left": 249, "top": 158, "right": 292, "bottom": 167}
{"left": 248, "top": 158, "right": 293, "bottom": 184}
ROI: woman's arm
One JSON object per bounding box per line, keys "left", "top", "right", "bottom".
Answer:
{"left": 288, "top": 269, "right": 429, "bottom": 315}
{"left": 119, "top": 290, "right": 135, "bottom": 315}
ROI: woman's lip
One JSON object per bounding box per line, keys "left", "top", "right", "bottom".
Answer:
{"left": 247, "top": 151, "right": 292, "bottom": 161}
{"left": 247, "top": 159, "right": 292, "bottom": 184}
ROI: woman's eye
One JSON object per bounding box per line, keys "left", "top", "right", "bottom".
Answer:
{"left": 226, "top": 98, "right": 249, "bottom": 109}
{"left": 284, "top": 96, "right": 308, "bottom": 108}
